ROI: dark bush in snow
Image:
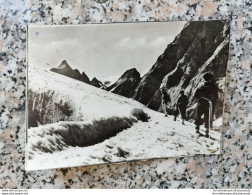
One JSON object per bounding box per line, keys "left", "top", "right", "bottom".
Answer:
{"left": 131, "top": 108, "right": 150, "bottom": 122}
{"left": 55, "top": 117, "right": 136, "bottom": 147}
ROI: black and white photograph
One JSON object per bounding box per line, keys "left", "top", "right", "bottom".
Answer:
{"left": 26, "top": 20, "right": 230, "bottom": 171}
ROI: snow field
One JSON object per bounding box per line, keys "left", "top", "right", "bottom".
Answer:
{"left": 26, "top": 66, "right": 221, "bottom": 171}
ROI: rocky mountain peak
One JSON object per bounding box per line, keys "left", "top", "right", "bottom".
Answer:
{"left": 58, "top": 60, "right": 72, "bottom": 70}
{"left": 118, "top": 68, "right": 140, "bottom": 82}
{"left": 91, "top": 77, "right": 98, "bottom": 82}
{"left": 81, "top": 71, "right": 90, "bottom": 84}
{"left": 50, "top": 61, "right": 90, "bottom": 85}
{"left": 90, "top": 77, "right": 104, "bottom": 88}
{"left": 107, "top": 68, "right": 141, "bottom": 98}
{"left": 124, "top": 68, "right": 139, "bottom": 75}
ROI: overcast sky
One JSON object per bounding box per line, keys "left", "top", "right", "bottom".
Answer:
{"left": 28, "top": 21, "right": 186, "bottom": 82}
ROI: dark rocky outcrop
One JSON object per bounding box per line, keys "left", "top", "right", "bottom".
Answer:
{"left": 107, "top": 68, "right": 141, "bottom": 98}
{"left": 80, "top": 71, "right": 90, "bottom": 84}
{"left": 91, "top": 77, "right": 104, "bottom": 88}
{"left": 132, "top": 21, "right": 207, "bottom": 105}
{"left": 50, "top": 60, "right": 91, "bottom": 84}
{"left": 133, "top": 20, "right": 230, "bottom": 119}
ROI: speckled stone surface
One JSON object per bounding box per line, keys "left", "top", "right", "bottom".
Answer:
{"left": 0, "top": 0, "right": 251, "bottom": 189}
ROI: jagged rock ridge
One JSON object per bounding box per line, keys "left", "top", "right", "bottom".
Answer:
{"left": 132, "top": 20, "right": 230, "bottom": 119}
{"left": 50, "top": 60, "right": 104, "bottom": 88}
{"left": 51, "top": 60, "right": 91, "bottom": 84}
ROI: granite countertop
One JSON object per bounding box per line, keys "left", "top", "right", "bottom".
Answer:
{"left": 0, "top": 0, "right": 251, "bottom": 189}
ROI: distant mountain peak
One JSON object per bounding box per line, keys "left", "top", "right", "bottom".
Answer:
{"left": 91, "top": 77, "right": 104, "bottom": 88}
{"left": 92, "top": 77, "right": 98, "bottom": 82}
{"left": 121, "top": 68, "right": 140, "bottom": 78}
{"left": 127, "top": 68, "right": 138, "bottom": 72}
{"left": 58, "top": 60, "right": 72, "bottom": 69}
{"left": 125, "top": 68, "right": 140, "bottom": 75}
{"left": 81, "top": 71, "right": 87, "bottom": 76}
{"left": 106, "top": 68, "right": 141, "bottom": 98}
{"left": 50, "top": 60, "right": 91, "bottom": 85}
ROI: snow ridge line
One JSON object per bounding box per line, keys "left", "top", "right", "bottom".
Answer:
{"left": 28, "top": 112, "right": 150, "bottom": 156}
{"left": 54, "top": 117, "right": 136, "bottom": 147}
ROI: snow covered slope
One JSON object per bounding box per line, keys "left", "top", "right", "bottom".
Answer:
{"left": 26, "top": 66, "right": 221, "bottom": 171}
